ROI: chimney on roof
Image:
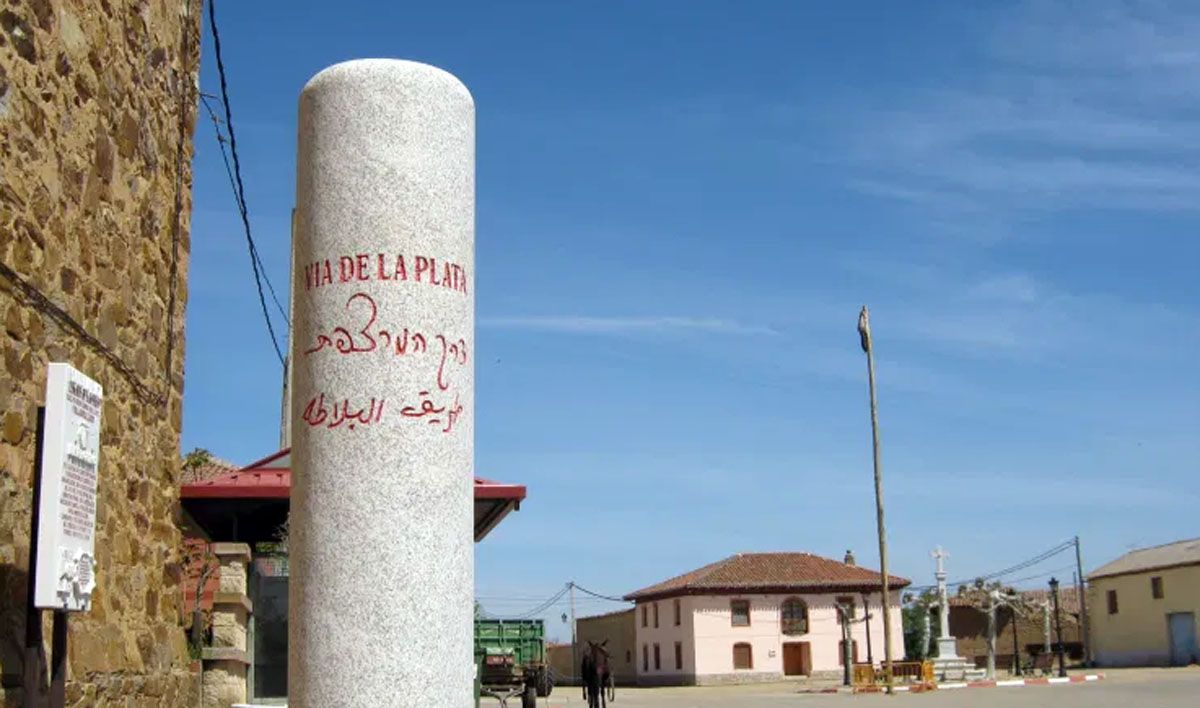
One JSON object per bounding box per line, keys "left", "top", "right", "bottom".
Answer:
{"left": 844, "top": 550, "right": 856, "bottom": 566}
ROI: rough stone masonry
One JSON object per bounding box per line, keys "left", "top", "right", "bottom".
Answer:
{"left": 290, "top": 59, "right": 476, "bottom": 707}
{"left": 1, "top": 1, "right": 201, "bottom": 705}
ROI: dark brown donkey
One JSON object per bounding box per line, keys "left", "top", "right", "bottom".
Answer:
{"left": 580, "top": 639, "right": 614, "bottom": 707}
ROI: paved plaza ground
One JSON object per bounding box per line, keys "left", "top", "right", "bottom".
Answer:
{"left": 531, "top": 667, "right": 1200, "bottom": 707}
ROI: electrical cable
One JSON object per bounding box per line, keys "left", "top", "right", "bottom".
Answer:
{"left": 206, "top": 0, "right": 286, "bottom": 365}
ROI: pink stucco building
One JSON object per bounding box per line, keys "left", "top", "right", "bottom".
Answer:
{"left": 623, "top": 552, "right": 909, "bottom": 684}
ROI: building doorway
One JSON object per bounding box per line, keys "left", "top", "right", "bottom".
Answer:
{"left": 1168, "top": 613, "right": 1197, "bottom": 666}
{"left": 783, "top": 642, "right": 811, "bottom": 676}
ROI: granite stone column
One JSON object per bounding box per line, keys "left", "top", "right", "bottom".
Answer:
{"left": 289, "top": 59, "right": 475, "bottom": 707}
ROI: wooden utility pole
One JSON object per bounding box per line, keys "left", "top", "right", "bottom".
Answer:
{"left": 1074, "top": 536, "right": 1091, "bottom": 666}
{"left": 569, "top": 582, "right": 578, "bottom": 682}
{"left": 858, "top": 306, "right": 895, "bottom": 693}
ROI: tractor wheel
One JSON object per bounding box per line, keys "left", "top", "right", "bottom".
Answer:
{"left": 522, "top": 683, "right": 538, "bottom": 708}
{"left": 536, "top": 667, "right": 553, "bottom": 697}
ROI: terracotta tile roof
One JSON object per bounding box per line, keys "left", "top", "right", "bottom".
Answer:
{"left": 624, "top": 552, "right": 911, "bottom": 601}
{"left": 1088, "top": 538, "right": 1200, "bottom": 580}
{"left": 949, "top": 586, "right": 1081, "bottom": 616}
{"left": 179, "top": 454, "right": 238, "bottom": 485}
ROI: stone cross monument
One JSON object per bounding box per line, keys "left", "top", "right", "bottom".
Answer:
{"left": 932, "top": 546, "right": 964, "bottom": 663}
{"left": 289, "top": 59, "right": 475, "bottom": 707}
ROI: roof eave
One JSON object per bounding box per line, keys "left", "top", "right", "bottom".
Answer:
{"left": 625, "top": 579, "right": 913, "bottom": 602}
{"left": 1088, "top": 559, "right": 1200, "bottom": 582}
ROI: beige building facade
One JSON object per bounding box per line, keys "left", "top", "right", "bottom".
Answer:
{"left": 548, "top": 608, "right": 638, "bottom": 685}
{"left": 1088, "top": 538, "right": 1200, "bottom": 667}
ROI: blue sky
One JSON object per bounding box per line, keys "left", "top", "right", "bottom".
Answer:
{"left": 183, "top": 0, "right": 1200, "bottom": 638}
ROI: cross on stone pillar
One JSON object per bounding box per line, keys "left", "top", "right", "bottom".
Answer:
{"left": 932, "top": 546, "right": 948, "bottom": 577}
{"left": 930, "top": 545, "right": 963, "bottom": 664}
{"left": 931, "top": 546, "right": 951, "bottom": 641}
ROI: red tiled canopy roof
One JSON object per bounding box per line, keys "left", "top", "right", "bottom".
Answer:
{"left": 624, "top": 552, "right": 911, "bottom": 601}
{"left": 179, "top": 448, "right": 526, "bottom": 542}
{"left": 180, "top": 447, "right": 526, "bottom": 502}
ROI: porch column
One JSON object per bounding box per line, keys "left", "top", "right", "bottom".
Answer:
{"left": 202, "top": 542, "right": 253, "bottom": 708}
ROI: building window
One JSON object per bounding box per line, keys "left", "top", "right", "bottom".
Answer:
{"left": 674, "top": 598, "right": 681, "bottom": 626}
{"left": 781, "top": 597, "right": 809, "bottom": 635}
{"left": 674, "top": 641, "right": 683, "bottom": 670}
{"left": 1107, "top": 589, "right": 1119, "bottom": 615}
{"left": 733, "top": 642, "right": 753, "bottom": 670}
{"left": 642, "top": 644, "right": 648, "bottom": 672}
{"left": 1151, "top": 576, "right": 1164, "bottom": 599}
{"left": 653, "top": 602, "right": 659, "bottom": 628}
{"left": 641, "top": 604, "right": 648, "bottom": 627}
{"left": 653, "top": 643, "right": 661, "bottom": 671}
{"left": 731, "top": 599, "right": 751, "bottom": 627}
{"left": 626, "top": 650, "right": 631, "bottom": 664}
{"left": 836, "top": 596, "right": 856, "bottom": 624}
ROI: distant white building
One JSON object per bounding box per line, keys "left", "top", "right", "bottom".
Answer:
{"left": 623, "top": 552, "right": 909, "bottom": 684}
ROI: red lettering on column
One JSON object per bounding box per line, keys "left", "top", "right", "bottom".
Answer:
{"left": 304, "top": 263, "right": 315, "bottom": 291}
{"left": 356, "top": 254, "right": 370, "bottom": 281}
{"left": 377, "top": 254, "right": 392, "bottom": 281}
{"left": 321, "top": 260, "right": 333, "bottom": 286}
{"left": 441, "top": 261, "right": 454, "bottom": 289}
{"left": 339, "top": 256, "right": 355, "bottom": 283}
{"left": 430, "top": 258, "right": 442, "bottom": 286}
{"left": 415, "top": 256, "right": 430, "bottom": 282}
{"left": 460, "top": 265, "right": 469, "bottom": 295}
{"left": 394, "top": 255, "right": 408, "bottom": 281}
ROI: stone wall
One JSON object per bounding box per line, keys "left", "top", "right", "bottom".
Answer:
{"left": 950, "top": 604, "right": 1082, "bottom": 668}
{"left": 1, "top": 1, "right": 201, "bottom": 706}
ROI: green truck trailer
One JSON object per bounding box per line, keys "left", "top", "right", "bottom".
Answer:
{"left": 474, "top": 618, "right": 553, "bottom": 708}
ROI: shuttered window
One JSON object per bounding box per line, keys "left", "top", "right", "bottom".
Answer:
{"left": 1107, "top": 590, "right": 1119, "bottom": 615}
{"left": 733, "top": 642, "right": 753, "bottom": 670}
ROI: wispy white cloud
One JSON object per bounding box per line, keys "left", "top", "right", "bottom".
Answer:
{"left": 480, "top": 315, "right": 778, "bottom": 336}
{"left": 841, "top": 0, "right": 1200, "bottom": 224}
{"left": 832, "top": 258, "right": 1200, "bottom": 362}
{"left": 968, "top": 274, "right": 1041, "bottom": 304}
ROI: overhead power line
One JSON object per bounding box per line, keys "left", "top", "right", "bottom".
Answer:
{"left": 975, "top": 539, "right": 1076, "bottom": 584}
{"left": 572, "top": 582, "right": 632, "bottom": 604}
{"left": 198, "top": 93, "right": 289, "bottom": 326}
{"left": 908, "top": 539, "right": 1077, "bottom": 594}
{"left": 1003, "top": 564, "right": 1076, "bottom": 587}
{"left": 514, "top": 584, "right": 571, "bottom": 619}
{"left": 206, "top": 0, "right": 287, "bottom": 366}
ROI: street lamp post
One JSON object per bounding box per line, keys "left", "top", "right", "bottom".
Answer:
{"left": 1049, "top": 578, "right": 1067, "bottom": 678}
{"left": 858, "top": 306, "right": 895, "bottom": 694}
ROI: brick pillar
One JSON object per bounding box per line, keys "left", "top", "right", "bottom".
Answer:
{"left": 202, "top": 543, "right": 253, "bottom": 707}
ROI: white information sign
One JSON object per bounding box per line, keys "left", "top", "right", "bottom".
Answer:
{"left": 33, "top": 363, "right": 103, "bottom": 611}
